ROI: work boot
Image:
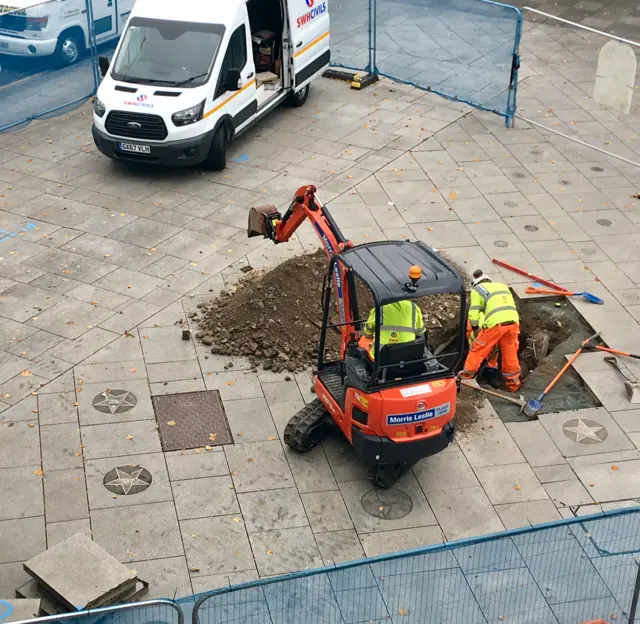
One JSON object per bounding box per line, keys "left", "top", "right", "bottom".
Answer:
{"left": 505, "top": 381, "right": 522, "bottom": 393}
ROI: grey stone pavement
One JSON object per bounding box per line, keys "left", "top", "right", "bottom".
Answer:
{"left": 0, "top": 16, "right": 640, "bottom": 603}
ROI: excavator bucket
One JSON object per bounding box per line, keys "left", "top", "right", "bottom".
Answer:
{"left": 247, "top": 205, "right": 278, "bottom": 238}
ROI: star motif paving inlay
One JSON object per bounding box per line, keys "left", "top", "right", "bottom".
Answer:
{"left": 92, "top": 389, "right": 138, "bottom": 414}
{"left": 103, "top": 464, "right": 152, "bottom": 495}
{"left": 562, "top": 418, "right": 608, "bottom": 444}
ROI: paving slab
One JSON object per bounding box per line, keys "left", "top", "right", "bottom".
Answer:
{"left": 84, "top": 452, "right": 172, "bottom": 510}
{"left": 0, "top": 466, "right": 44, "bottom": 521}
{"left": 573, "top": 459, "right": 640, "bottom": 503}
{"left": 0, "top": 599, "right": 41, "bottom": 622}
{"left": 92, "top": 501, "right": 183, "bottom": 563}
{"left": 533, "top": 464, "right": 576, "bottom": 484}
{"left": 173, "top": 476, "right": 239, "bottom": 520}
{"left": 339, "top": 472, "right": 438, "bottom": 534}
{"left": 24, "top": 533, "right": 136, "bottom": 609}
{"left": 427, "top": 486, "right": 504, "bottom": 541}
{"left": 77, "top": 380, "right": 154, "bottom": 426}
{"left": 0, "top": 516, "right": 45, "bottom": 564}
{"left": 494, "top": 499, "right": 562, "bottom": 530}
{"left": 180, "top": 515, "right": 254, "bottom": 577}
{"left": 475, "top": 463, "right": 548, "bottom": 505}
{"left": 539, "top": 408, "right": 635, "bottom": 458}
{"left": 315, "top": 529, "right": 366, "bottom": 565}
{"left": 42, "top": 468, "right": 87, "bottom": 523}
{"left": 321, "top": 435, "right": 370, "bottom": 483}
{"left": 238, "top": 487, "right": 307, "bottom": 533}
{"left": 458, "top": 420, "right": 526, "bottom": 468}
{"left": 225, "top": 440, "right": 294, "bottom": 493}
{"left": 37, "top": 392, "right": 78, "bottom": 426}
{"left": 165, "top": 449, "right": 229, "bottom": 481}
{"left": 300, "top": 490, "right": 352, "bottom": 534}
{"left": 131, "top": 556, "right": 193, "bottom": 600}
{"left": 543, "top": 479, "right": 595, "bottom": 507}
{"left": 0, "top": 562, "right": 31, "bottom": 599}
{"left": 81, "top": 420, "right": 161, "bottom": 460}
{"left": 358, "top": 525, "right": 444, "bottom": 558}
{"left": 222, "top": 398, "right": 278, "bottom": 443}
{"left": 0, "top": 396, "right": 38, "bottom": 423}
{"left": 505, "top": 420, "right": 565, "bottom": 467}
{"left": 412, "top": 449, "right": 479, "bottom": 492}
{"left": 249, "top": 526, "right": 323, "bottom": 577}
{"left": 46, "top": 519, "right": 92, "bottom": 547}
{"left": 0, "top": 421, "right": 40, "bottom": 469}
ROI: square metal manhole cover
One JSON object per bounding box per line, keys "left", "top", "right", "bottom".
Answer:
{"left": 152, "top": 390, "right": 233, "bottom": 451}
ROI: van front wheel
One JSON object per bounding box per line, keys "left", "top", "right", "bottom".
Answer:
{"left": 55, "top": 30, "right": 84, "bottom": 66}
{"left": 288, "top": 85, "right": 309, "bottom": 107}
{"left": 203, "top": 125, "right": 227, "bottom": 171}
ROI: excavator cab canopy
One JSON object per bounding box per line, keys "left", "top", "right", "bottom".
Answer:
{"left": 319, "top": 239, "right": 467, "bottom": 390}
{"left": 336, "top": 240, "right": 464, "bottom": 305}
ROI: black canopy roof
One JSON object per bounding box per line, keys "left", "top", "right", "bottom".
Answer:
{"left": 336, "top": 240, "right": 465, "bottom": 304}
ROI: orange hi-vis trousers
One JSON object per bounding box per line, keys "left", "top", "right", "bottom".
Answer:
{"left": 461, "top": 323, "right": 521, "bottom": 391}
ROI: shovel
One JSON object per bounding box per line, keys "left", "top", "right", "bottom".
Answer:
{"left": 522, "top": 330, "right": 601, "bottom": 419}
{"left": 604, "top": 356, "right": 640, "bottom": 404}
{"left": 524, "top": 286, "right": 604, "bottom": 305}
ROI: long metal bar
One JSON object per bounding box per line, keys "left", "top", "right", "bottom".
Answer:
{"left": 9, "top": 600, "right": 184, "bottom": 624}
{"left": 522, "top": 7, "right": 640, "bottom": 46}
{"left": 516, "top": 115, "right": 640, "bottom": 169}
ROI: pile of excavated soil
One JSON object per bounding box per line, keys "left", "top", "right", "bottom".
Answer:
{"left": 196, "top": 249, "right": 463, "bottom": 374}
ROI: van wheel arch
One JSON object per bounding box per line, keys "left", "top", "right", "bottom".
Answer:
{"left": 202, "top": 117, "right": 234, "bottom": 171}
{"left": 55, "top": 27, "right": 86, "bottom": 66}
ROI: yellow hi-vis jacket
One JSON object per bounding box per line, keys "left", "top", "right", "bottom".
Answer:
{"left": 363, "top": 301, "right": 425, "bottom": 358}
{"left": 468, "top": 281, "right": 519, "bottom": 330}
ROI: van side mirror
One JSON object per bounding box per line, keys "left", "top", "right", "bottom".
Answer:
{"left": 224, "top": 68, "right": 241, "bottom": 91}
{"left": 98, "top": 56, "right": 110, "bottom": 78}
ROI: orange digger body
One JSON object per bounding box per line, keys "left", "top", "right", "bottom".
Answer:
{"left": 248, "top": 185, "right": 466, "bottom": 487}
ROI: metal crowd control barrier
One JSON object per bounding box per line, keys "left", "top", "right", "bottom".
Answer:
{"left": 192, "top": 507, "right": 640, "bottom": 624}
{"left": 5, "top": 599, "right": 184, "bottom": 624}
{"left": 330, "top": 0, "right": 523, "bottom": 126}
{"left": 0, "top": 0, "right": 99, "bottom": 132}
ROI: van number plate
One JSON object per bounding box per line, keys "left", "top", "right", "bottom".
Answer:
{"left": 119, "top": 143, "right": 150, "bottom": 154}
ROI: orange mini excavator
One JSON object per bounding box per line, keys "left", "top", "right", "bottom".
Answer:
{"left": 248, "top": 185, "right": 467, "bottom": 487}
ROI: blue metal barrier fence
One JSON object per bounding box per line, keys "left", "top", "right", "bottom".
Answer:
{"left": 188, "top": 507, "right": 640, "bottom": 624}
{"left": 331, "top": 0, "right": 523, "bottom": 126}
{"left": 0, "top": 0, "right": 99, "bottom": 132}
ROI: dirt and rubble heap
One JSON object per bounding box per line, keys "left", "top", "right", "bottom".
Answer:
{"left": 196, "top": 249, "right": 462, "bottom": 374}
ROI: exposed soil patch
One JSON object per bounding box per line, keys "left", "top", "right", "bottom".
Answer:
{"left": 487, "top": 297, "right": 601, "bottom": 423}
{"left": 196, "top": 249, "right": 462, "bottom": 374}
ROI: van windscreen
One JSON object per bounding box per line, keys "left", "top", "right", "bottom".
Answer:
{"left": 112, "top": 18, "right": 225, "bottom": 87}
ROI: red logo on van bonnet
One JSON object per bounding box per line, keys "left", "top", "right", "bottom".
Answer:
{"left": 306, "top": 0, "right": 314, "bottom": 6}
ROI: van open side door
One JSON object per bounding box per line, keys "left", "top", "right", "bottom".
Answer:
{"left": 287, "top": 0, "right": 330, "bottom": 90}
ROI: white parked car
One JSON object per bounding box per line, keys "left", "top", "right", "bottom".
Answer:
{"left": 91, "top": 0, "right": 331, "bottom": 169}
{"left": 0, "top": 0, "right": 136, "bottom": 65}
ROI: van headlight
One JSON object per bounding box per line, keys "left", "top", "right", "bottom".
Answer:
{"left": 93, "top": 97, "right": 106, "bottom": 118}
{"left": 172, "top": 100, "right": 205, "bottom": 127}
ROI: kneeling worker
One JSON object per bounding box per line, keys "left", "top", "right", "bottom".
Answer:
{"left": 361, "top": 300, "right": 425, "bottom": 359}
{"left": 460, "top": 270, "right": 521, "bottom": 392}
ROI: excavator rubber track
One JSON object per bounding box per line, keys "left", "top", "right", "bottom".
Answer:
{"left": 284, "top": 398, "right": 329, "bottom": 452}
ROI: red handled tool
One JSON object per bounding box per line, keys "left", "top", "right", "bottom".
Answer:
{"left": 492, "top": 258, "right": 569, "bottom": 292}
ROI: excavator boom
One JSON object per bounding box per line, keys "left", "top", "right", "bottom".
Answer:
{"left": 248, "top": 185, "right": 357, "bottom": 354}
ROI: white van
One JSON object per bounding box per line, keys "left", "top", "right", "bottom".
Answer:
{"left": 0, "top": 0, "right": 135, "bottom": 65}
{"left": 91, "top": 0, "right": 330, "bottom": 169}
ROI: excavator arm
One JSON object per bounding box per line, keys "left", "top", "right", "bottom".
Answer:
{"left": 247, "top": 185, "right": 358, "bottom": 354}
